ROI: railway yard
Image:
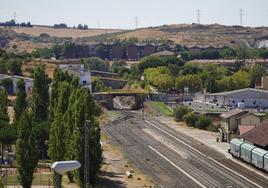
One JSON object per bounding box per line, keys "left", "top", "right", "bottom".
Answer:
{"left": 102, "top": 110, "right": 268, "bottom": 188}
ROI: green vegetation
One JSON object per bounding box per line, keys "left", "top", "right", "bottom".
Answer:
{"left": 83, "top": 57, "right": 110, "bottom": 72}
{"left": 16, "top": 111, "right": 38, "bottom": 188}
{"left": 91, "top": 77, "right": 109, "bottom": 92}
{"left": 48, "top": 68, "right": 102, "bottom": 187}
{"left": 173, "top": 106, "right": 192, "bottom": 121}
{"left": 148, "top": 102, "right": 173, "bottom": 116}
{"left": 174, "top": 106, "right": 215, "bottom": 131}
{"left": 14, "top": 79, "right": 27, "bottom": 122}
{"left": 32, "top": 64, "right": 49, "bottom": 122}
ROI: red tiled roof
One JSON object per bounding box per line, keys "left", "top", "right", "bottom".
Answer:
{"left": 238, "top": 125, "right": 256, "bottom": 135}
{"left": 239, "top": 124, "right": 268, "bottom": 148}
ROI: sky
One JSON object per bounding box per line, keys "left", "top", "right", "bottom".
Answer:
{"left": 1, "top": 0, "right": 268, "bottom": 29}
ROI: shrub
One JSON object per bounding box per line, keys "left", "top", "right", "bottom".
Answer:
{"left": 173, "top": 106, "right": 192, "bottom": 122}
{"left": 195, "top": 115, "right": 212, "bottom": 129}
{"left": 183, "top": 112, "right": 198, "bottom": 127}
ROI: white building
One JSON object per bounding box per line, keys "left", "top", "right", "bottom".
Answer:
{"left": 61, "top": 67, "right": 92, "bottom": 90}
{"left": 58, "top": 64, "right": 85, "bottom": 70}
{"left": 0, "top": 74, "right": 33, "bottom": 94}
{"left": 196, "top": 88, "right": 268, "bottom": 109}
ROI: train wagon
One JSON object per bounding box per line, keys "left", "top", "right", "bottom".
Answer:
{"left": 240, "top": 143, "right": 256, "bottom": 163}
{"left": 230, "top": 138, "right": 244, "bottom": 157}
{"left": 251, "top": 148, "right": 268, "bottom": 169}
{"left": 264, "top": 153, "right": 268, "bottom": 172}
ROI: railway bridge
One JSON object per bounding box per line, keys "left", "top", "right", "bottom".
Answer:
{"left": 93, "top": 90, "right": 146, "bottom": 110}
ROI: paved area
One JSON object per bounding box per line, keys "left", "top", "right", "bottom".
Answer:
{"left": 103, "top": 110, "right": 268, "bottom": 188}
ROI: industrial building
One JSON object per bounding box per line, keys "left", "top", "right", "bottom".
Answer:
{"left": 196, "top": 88, "right": 268, "bottom": 109}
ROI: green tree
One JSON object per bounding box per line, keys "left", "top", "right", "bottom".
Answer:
{"left": 145, "top": 66, "right": 174, "bottom": 92}
{"left": 0, "top": 88, "right": 8, "bottom": 119}
{"left": 68, "top": 88, "right": 102, "bottom": 186}
{"left": 83, "top": 57, "right": 110, "bottom": 72}
{"left": 173, "top": 106, "right": 192, "bottom": 122}
{"left": 14, "top": 79, "right": 27, "bottom": 122}
{"left": 91, "top": 77, "right": 108, "bottom": 92}
{"left": 0, "top": 58, "right": 8, "bottom": 74}
{"left": 8, "top": 59, "right": 22, "bottom": 75}
{"left": 195, "top": 115, "right": 212, "bottom": 129}
{"left": 0, "top": 124, "right": 16, "bottom": 160}
{"left": 183, "top": 112, "right": 198, "bottom": 127}
{"left": 175, "top": 74, "right": 202, "bottom": 93}
{"left": 32, "top": 65, "right": 49, "bottom": 122}
{"left": 16, "top": 111, "right": 38, "bottom": 188}
{"left": 32, "top": 121, "right": 50, "bottom": 159}
{"left": 250, "top": 64, "right": 266, "bottom": 87}
{"left": 48, "top": 82, "right": 72, "bottom": 187}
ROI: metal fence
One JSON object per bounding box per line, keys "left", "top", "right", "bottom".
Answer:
{"left": 0, "top": 167, "right": 52, "bottom": 187}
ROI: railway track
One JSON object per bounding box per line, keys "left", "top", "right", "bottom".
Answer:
{"left": 103, "top": 110, "right": 268, "bottom": 187}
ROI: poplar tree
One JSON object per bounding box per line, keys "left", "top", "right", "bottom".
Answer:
{"left": 32, "top": 64, "right": 49, "bottom": 122}
{"left": 69, "top": 88, "right": 102, "bottom": 186}
{"left": 48, "top": 81, "right": 72, "bottom": 187}
{"left": 14, "top": 79, "right": 27, "bottom": 122}
{"left": 16, "top": 111, "right": 38, "bottom": 188}
{"left": 0, "top": 88, "right": 8, "bottom": 119}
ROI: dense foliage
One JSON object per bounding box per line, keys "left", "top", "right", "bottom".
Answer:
{"left": 16, "top": 111, "right": 38, "bottom": 188}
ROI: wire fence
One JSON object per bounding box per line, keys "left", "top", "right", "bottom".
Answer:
{"left": 0, "top": 167, "right": 53, "bottom": 187}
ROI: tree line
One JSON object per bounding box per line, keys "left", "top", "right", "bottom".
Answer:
{"left": 135, "top": 55, "right": 267, "bottom": 94}
{"left": 0, "top": 64, "right": 102, "bottom": 187}
{"left": 0, "top": 19, "right": 32, "bottom": 27}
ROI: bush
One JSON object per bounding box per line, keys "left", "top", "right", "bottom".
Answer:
{"left": 183, "top": 112, "right": 198, "bottom": 127}
{"left": 173, "top": 106, "right": 192, "bottom": 122}
{"left": 195, "top": 115, "right": 212, "bottom": 129}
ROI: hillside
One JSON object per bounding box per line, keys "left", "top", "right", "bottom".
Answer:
{"left": 12, "top": 26, "right": 123, "bottom": 38}
{"left": 113, "top": 24, "right": 268, "bottom": 48}
{"left": 1, "top": 24, "right": 268, "bottom": 53}
{"left": 0, "top": 26, "right": 124, "bottom": 53}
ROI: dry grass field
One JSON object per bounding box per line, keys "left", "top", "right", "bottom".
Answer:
{"left": 13, "top": 26, "right": 123, "bottom": 38}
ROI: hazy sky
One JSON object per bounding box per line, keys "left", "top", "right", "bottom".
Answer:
{"left": 1, "top": 0, "right": 268, "bottom": 29}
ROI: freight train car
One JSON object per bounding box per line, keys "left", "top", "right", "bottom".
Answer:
{"left": 229, "top": 138, "right": 268, "bottom": 173}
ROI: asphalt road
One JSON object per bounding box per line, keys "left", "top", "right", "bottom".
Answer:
{"left": 102, "top": 110, "right": 268, "bottom": 188}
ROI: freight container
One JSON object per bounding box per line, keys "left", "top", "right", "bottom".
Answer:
{"left": 230, "top": 138, "right": 244, "bottom": 157}
{"left": 251, "top": 148, "right": 268, "bottom": 169}
{"left": 264, "top": 153, "right": 268, "bottom": 172}
{"left": 240, "top": 143, "right": 256, "bottom": 163}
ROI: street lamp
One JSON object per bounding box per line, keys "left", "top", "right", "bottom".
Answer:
{"left": 51, "top": 160, "right": 81, "bottom": 188}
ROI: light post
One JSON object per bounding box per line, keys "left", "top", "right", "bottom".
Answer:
{"left": 51, "top": 161, "right": 81, "bottom": 188}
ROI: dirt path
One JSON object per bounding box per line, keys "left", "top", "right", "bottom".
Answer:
{"left": 97, "top": 110, "right": 154, "bottom": 188}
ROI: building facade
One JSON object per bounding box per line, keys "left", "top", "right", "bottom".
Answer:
{"left": 196, "top": 88, "right": 268, "bottom": 108}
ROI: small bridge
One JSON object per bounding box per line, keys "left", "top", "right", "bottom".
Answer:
{"left": 93, "top": 90, "right": 146, "bottom": 110}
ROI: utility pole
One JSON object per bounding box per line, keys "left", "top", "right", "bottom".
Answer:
{"left": 197, "top": 9, "right": 200, "bottom": 24}
{"left": 13, "top": 12, "right": 17, "bottom": 23}
{"left": 84, "top": 120, "right": 90, "bottom": 188}
{"left": 135, "top": 16, "right": 138, "bottom": 29}
{"left": 240, "top": 8, "right": 243, "bottom": 26}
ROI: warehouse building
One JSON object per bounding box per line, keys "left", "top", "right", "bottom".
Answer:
{"left": 196, "top": 88, "right": 268, "bottom": 108}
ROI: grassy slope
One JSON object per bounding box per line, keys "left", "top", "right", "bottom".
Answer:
{"left": 147, "top": 101, "right": 173, "bottom": 116}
